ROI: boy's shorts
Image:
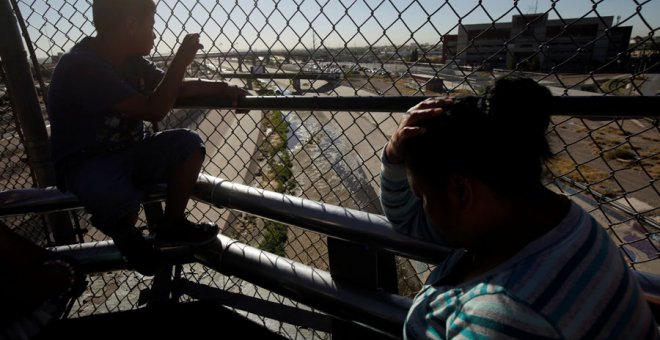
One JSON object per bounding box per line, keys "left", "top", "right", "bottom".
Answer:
{"left": 62, "top": 129, "right": 204, "bottom": 235}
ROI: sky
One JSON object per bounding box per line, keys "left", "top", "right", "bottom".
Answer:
{"left": 20, "top": 0, "right": 660, "bottom": 58}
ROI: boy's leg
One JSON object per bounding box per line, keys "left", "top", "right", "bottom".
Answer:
{"left": 162, "top": 147, "right": 203, "bottom": 223}
{"left": 65, "top": 152, "right": 161, "bottom": 275}
{"left": 133, "top": 129, "right": 218, "bottom": 246}
{"left": 109, "top": 213, "right": 162, "bottom": 275}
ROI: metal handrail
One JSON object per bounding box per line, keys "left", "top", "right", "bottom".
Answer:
{"left": 193, "top": 174, "right": 451, "bottom": 263}
{"left": 176, "top": 95, "right": 660, "bottom": 118}
{"left": 0, "top": 176, "right": 451, "bottom": 263}
{"left": 0, "top": 174, "right": 442, "bottom": 336}
{"left": 196, "top": 235, "right": 410, "bottom": 338}
{"left": 0, "top": 185, "right": 167, "bottom": 216}
{"left": 50, "top": 236, "right": 410, "bottom": 338}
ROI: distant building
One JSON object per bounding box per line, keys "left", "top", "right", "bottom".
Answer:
{"left": 442, "top": 35, "right": 457, "bottom": 64}
{"left": 410, "top": 74, "right": 445, "bottom": 93}
{"left": 447, "top": 13, "right": 631, "bottom": 72}
{"left": 50, "top": 52, "right": 64, "bottom": 64}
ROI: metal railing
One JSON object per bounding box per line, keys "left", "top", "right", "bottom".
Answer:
{"left": 1, "top": 0, "right": 658, "bottom": 337}
{"left": 2, "top": 173, "right": 660, "bottom": 336}
{"left": 50, "top": 234, "right": 411, "bottom": 338}
{"left": 180, "top": 95, "right": 660, "bottom": 117}
{"left": 0, "top": 173, "right": 444, "bottom": 338}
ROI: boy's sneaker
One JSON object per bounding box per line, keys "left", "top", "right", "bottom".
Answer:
{"left": 112, "top": 228, "right": 162, "bottom": 276}
{"left": 154, "top": 217, "right": 219, "bottom": 247}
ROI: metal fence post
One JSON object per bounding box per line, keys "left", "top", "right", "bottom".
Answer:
{"left": 0, "top": 0, "right": 75, "bottom": 244}
{"left": 328, "top": 238, "right": 398, "bottom": 339}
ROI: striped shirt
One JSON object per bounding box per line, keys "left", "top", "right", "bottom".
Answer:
{"left": 379, "top": 151, "right": 659, "bottom": 339}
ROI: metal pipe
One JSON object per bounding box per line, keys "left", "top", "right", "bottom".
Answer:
{"left": 176, "top": 95, "right": 660, "bottom": 117}
{"left": 49, "top": 238, "right": 194, "bottom": 273}
{"left": 0, "top": 178, "right": 447, "bottom": 264}
{"left": 0, "top": 185, "right": 166, "bottom": 216}
{"left": 196, "top": 234, "right": 410, "bottom": 338}
{"left": 0, "top": 0, "right": 53, "bottom": 188}
{"left": 217, "top": 73, "right": 336, "bottom": 80}
{"left": 0, "top": 187, "right": 82, "bottom": 216}
{"left": 0, "top": 175, "right": 451, "bottom": 263}
{"left": 0, "top": 0, "right": 75, "bottom": 244}
{"left": 52, "top": 237, "right": 411, "bottom": 338}
{"left": 8, "top": 0, "right": 47, "bottom": 101}
{"left": 175, "top": 95, "right": 425, "bottom": 113}
{"left": 50, "top": 240, "right": 127, "bottom": 272}
{"left": 194, "top": 174, "right": 450, "bottom": 264}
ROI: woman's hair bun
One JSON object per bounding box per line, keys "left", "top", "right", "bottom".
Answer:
{"left": 403, "top": 77, "right": 555, "bottom": 196}
{"left": 484, "top": 77, "right": 553, "bottom": 134}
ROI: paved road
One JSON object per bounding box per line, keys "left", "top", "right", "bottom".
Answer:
{"left": 640, "top": 74, "right": 660, "bottom": 95}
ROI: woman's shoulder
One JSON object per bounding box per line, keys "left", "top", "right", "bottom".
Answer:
{"left": 407, "top": 283, "right": 560, "bottom": 339}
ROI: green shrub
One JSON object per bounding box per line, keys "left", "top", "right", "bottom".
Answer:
{"left": 257, "top": 109, "right": 294, "bottom": 255}
{"left": 259, "top": 221, "right": 288, "bottom": 256}
{"left": 605, "top": 145, "right": 637, "bottom": 161}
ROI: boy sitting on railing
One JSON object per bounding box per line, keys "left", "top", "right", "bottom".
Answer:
{"left": 379, "top": 78, "right": 658, "bottom": 339}
{"left": 46, "top": 0, "right": 248, "bottom": 275}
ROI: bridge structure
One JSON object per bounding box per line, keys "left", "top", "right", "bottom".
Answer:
{"left": 152, "top": 50, "right": 313, "bottom": 64}
{"left": 154, "top": 51, "right": 341, "bottom": 92}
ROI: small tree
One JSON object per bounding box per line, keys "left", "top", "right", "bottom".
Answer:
{"left": 506, "top": 57, "right": 516, "bottom": 70}
{"left": 409, "top": 49, "right": 419, "bottom": 62}
{"left": 529, "top": 55, "right": 540, "bottom": 71}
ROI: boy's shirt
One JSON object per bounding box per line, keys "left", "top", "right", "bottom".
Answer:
{"left": 47, "top": 37, "right": 164, "bottom": 165}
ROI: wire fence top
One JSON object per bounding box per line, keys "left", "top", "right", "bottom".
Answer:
{"left": 0, "top": 0, "right": 658, "bottom": 335}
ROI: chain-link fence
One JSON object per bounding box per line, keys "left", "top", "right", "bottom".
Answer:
{"left": 0, "top": 61, "right": 35, "bottom": 191}
{"left": 1, "top": 0, "right": 659, "bottom": 337}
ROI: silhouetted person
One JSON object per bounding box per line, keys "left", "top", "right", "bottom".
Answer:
{"left": 380, "top": 78, "right": 658, "bottom": 339}
{"left": 47, "top": 0, "right": 249, "bottom": 275}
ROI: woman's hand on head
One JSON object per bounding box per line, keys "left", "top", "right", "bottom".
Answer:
{"left": 385, "top": 97, "right": 452, "bottom": 164}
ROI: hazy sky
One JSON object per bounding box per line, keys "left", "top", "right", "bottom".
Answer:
{"left": 20, "top": 0, "right": 660, "bottom": 58}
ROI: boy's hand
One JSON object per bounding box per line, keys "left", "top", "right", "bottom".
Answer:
{"left": 223, "top": 85, "right": 251, "bottom": 114}
{"left": 385, "top": 97, "right": 452, "bottom": 164}
{"left": 174, "top": 33, "right": 203, "bottom": 67}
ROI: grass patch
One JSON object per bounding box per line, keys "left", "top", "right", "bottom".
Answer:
{"left": 260, "top": 221, "right": 288, "bottom": 256}
{"left": 450, "top": 88, "right": 477, "bottom": 96}
{"left": 605, "top": 145, "right": 638, "bottom": 161}
{"left": 546, "top": 157, "right": 622, "bottom": 196}
{"left": 601, "top": 78, "right": 630, "bottom": 95}
{"left": 257, "top": 108, "right": 295, "bottom": 256}
{"left": 546, "top": 157, "right": 609, "bottom": 184}
{"left": 593, "top": 135, "right": 621, "bottom": 148}
{"left": 640, "top": 146, "right": 660, "bottom": 159}
{"left": 254, "top": 79, "right": 276, "bottom": 96}
{"left": 646, "top": 164, "right": 660, "bottom": 179}
{"left": 601, "top": 76, "right": 647, "bottom": 96}
{"left": 641, "top": 134, "right": 660, "bottom": 143}
{"left": 599, "top": 125, "right": 632, "bottom": 137}
{"left": 638, "top": 147, "right": 660, "bottom": 179}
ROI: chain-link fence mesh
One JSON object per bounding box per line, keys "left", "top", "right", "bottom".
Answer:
{"left": 1, "top": 0, "right": 659, "bottom": 337}
{"left": 0, "top": 61, "right": 35, "bottom": 191}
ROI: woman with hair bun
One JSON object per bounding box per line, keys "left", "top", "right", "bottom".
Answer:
{"left": 380, "top": 78, "right": 658, "bottom": 339}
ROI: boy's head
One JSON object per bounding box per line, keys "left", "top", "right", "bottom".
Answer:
{"left": 93, "top": 0, "right": 156, "bottom": 34}
{"left": 93, "top": 0, "right": 156, "bottom": 54}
